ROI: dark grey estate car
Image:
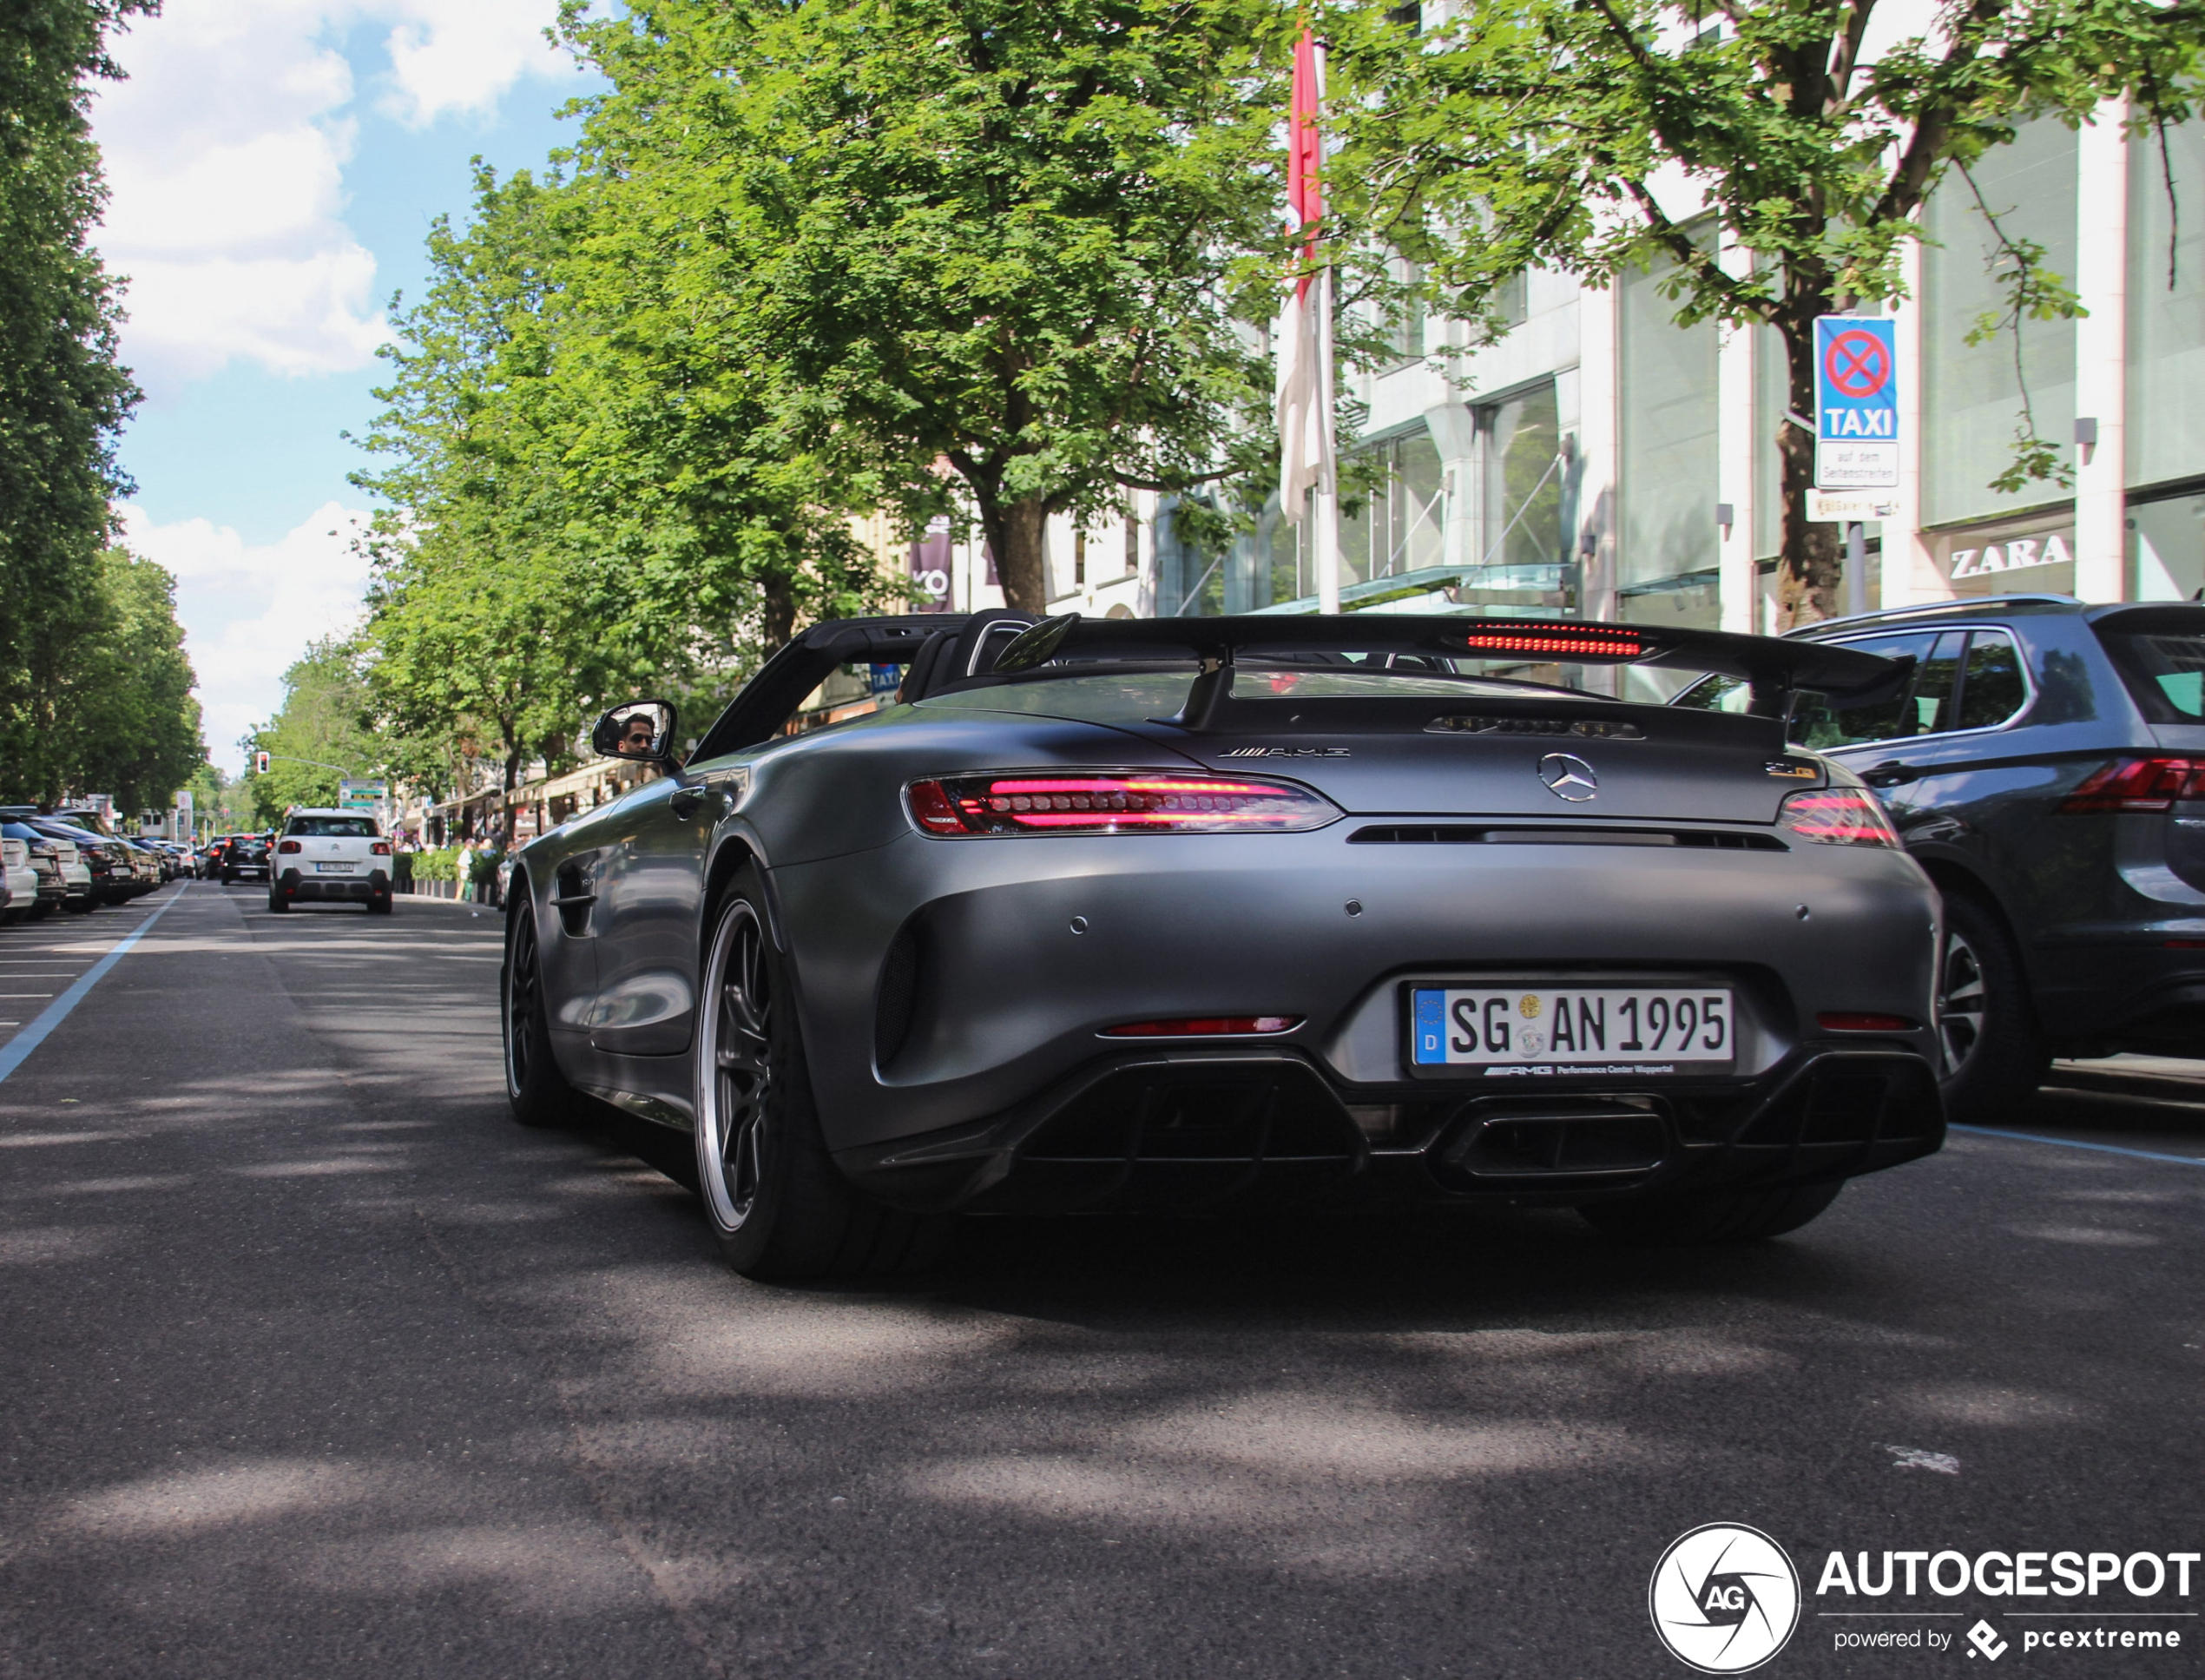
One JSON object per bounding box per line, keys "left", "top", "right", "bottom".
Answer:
{"left": 506, "top": 612, "right": 1950, "bottom": 1279}
{"left": 1679, "top": 594, "right": 2205, "bottom": 1122}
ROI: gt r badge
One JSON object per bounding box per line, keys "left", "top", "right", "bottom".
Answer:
{"left": 1220, "top": 746, "right": 1351, "bottom": 758}
{"left": 1538, "top": 753, "right": 1598, "bottom": 800}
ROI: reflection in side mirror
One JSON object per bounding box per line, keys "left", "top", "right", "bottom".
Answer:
{"left": 591, "top": 700, "right": 678, "bottom": 764}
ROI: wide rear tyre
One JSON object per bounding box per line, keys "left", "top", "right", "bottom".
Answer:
{"left": 1934, "top": 888, "right": 2048, "bottom": 1124}
{"left": 503, "top": 901, "right": 588, "bottom": 1128}
{"left": 1579, "top": 1180, "right": 1844, "bottom": 1244}
{"left": 267, "top": 891, "right": 287, "bottom": 912}
{"left": 694, "top": 868, "right": 947, "bottom": 1281}
{"left": 366, "top": 893, "right": 392, "bottom": 916}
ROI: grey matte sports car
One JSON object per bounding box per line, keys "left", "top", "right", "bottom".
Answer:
{"left": 503, "top": 612, "right": 1946, "bottom": 1278}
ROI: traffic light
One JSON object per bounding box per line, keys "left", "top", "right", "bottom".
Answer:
{"left": 254, "top": 750, "right": 270, "bottom": 775}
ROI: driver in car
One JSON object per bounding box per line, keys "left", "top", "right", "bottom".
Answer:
{"left": 621, "top": 711, "right": 658, "bottom": 754}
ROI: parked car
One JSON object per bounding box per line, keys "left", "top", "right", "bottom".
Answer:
{"left": 0, "top": 836, "right": 33, "bottom": 923}
{"left": 20, "top": 819, "right": 133, "bottom": 905}
{"left": 1676, "top": 593, "right": 2205, "bottom": 1122}
{"left": 4, "top": 820, "right": 94, "bottom": 914}
{"left": 505, "top": 611, "right": 1945, "bottom": 1280}
{"left": 1, "top": 820, "right": 83, "bottom": 917}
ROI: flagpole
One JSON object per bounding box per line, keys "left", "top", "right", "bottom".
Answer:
{"left": 1312, "top": 40, "right": 1340, "bottom": 616}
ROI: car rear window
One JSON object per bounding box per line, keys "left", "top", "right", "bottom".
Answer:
{"left": 2102, "top": 629, "right": 2205, "bottom": 721}
{"left": 286, "top": 816, "right": 379, "bottom": 838}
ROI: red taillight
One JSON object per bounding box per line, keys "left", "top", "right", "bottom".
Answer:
{"left": 278, "top": 840, "right": 301, "bottom": 853}
{"left": 1458, "top": 623, "right": 1649, "bottom": 659}
{"left": 1778, "top": 787, "right": 1899, "bottom": 847}
{"left": 1818, "top": 1011, "right": 1917, "bottom": 1032}
{"left": 905, "top": 772, "right": 1339, "bottom": 836}
{"left": 1100, "top": 1016, "right": 1300, "bottom": 1038}
{"left": 2058, "top": 756, "right": 2205, "bottom": 813}
{"left": 371, "top": 840, "right": 391, "bottom": 855}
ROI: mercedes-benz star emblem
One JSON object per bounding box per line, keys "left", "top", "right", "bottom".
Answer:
{"left": 1538, "top": 753, "right": 1599, "bottom": 801}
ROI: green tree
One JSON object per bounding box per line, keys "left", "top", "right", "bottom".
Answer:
{"left": 1332, "top": 0, "right": 2205, "bottom": 623}
{"left": 244, "top": 638, "right": 378, "bottom": 825}
{"left": 353, "top": 169, "right": 622, "bottom": 798}
{"left": 59, "top": 546, "right": 204, "bottom": 812}
{"left": 560, "top": 0, "right": 1289, "bottom": 614}
{"left": 0, "top": 1, "right": 152, "bottom": 782}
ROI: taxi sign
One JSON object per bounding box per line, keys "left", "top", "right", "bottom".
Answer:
{"left": 1814, "top": 316, "right": 1899, "bottom": 490}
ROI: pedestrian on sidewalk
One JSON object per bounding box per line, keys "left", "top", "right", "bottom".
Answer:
{"left": 392, "top": 836, "right": 414, "bottom": 895}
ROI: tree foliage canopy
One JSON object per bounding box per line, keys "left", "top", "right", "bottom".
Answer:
{"left": 556, "top": 0, "right": 1289, "bottom": 612}
{"left": 0, "top": 0, "right": 200, "bottom": 804}
{"left": 1331, "top": 0, "right": 2205, "bottom": 618}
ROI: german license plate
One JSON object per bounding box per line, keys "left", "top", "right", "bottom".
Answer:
{"left": 1410, "top": 986, "right": 1734, "bottom": 1075}
{"left": 315, "top": 861, "right": 356, "bottom": 873}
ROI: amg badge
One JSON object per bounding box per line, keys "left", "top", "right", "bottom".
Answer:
{"left": 1220, "top": 746, "right": 1351, "bottom": 758}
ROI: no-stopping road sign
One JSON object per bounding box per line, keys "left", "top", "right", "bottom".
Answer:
{"left": 1814, "top": 316, "right": 1899, "bottom": 490}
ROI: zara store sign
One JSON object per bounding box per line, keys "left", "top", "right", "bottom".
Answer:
{"left": 1932, "top": 513, "right": 2077, "bottom": 596}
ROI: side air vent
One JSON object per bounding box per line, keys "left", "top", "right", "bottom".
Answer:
{"left": 873, "top": 916, "right": 929, "bottom": 1071}
{"left": 1427, "top": 715, "right": 1646, "bottom": 740}
{"left": 1349, "top": 825, "right": 1787, "bottom": 851}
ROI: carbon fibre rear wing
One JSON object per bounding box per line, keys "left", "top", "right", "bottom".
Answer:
{"left": 987, "top": 612, "right": 1903, "bottom": 724}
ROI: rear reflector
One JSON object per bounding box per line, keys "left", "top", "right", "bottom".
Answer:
{"left": 1778, "top": 787, "right": 1899, "bottom": 847}
{"left": 2059, "top": 756, "right": 2205, "bottom": 812}
{"left": 906, "top": 772, "right": 1339, "bottom": 836}
{"left": 1458, "top": 623, "right": 1649, "bottom": 659}
{"left": 1818, "top": 1012, "right": 1917, "bottom": 1032}
{"left": 1100, "top": 1016, "right": 1300, "bottom": 1038}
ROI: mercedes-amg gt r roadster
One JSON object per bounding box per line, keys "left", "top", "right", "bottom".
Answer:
{"left": 503, "top": 612, "right": 1946, "bottom": 1277}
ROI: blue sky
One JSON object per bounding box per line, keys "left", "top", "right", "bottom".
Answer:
{"left": 89, "top": 1, "right": 599, "bottom": 773}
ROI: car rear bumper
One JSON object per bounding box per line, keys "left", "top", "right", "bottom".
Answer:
{"left": 834, "top": 1043, "right": 1945, "bottom": 1215}
{"left": 278, "top": 868, "right": 389, "bottom": 901}
{"left": 2034, "top": 939, "right": 2205, "bottom": 1052}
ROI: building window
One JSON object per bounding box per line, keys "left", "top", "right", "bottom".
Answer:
{"left": 2129, "top": 118, "right": 2205, "bottom": 491}
{"left": 2131, "top": 489, "right": 2205, "bottom": 600}
{"left": 1342, "top": 427, "right": 1447, "bottom": 585}
{"left": 1478, "top": 383, "right": 1565, "bottom": 573}
{"left": 1921, "top": 119, "right": 2077, "bottom": 528}
{"left": 1619, "top": 239, "right": 1720, "bottom": 624}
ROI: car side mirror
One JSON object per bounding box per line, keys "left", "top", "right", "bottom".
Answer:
{"left": 592, "top": 700, "right": 679, "bottom": 764}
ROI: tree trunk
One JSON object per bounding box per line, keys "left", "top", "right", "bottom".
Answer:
{"left": 762, "top": 570, "right": 796, "bottom": 649}
{"left": 1775, "top": 311, "right": 1844, "bottom": 629}
{"left": 978, "top": 496, "right": 1050, "bottom": 614}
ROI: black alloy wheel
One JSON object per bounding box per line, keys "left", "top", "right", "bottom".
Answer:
{"left": 700, "top": 896, "right": 774, "bottom": 1234}
{"left": 503, "top": 903, "right": 584, "bottom": 1127}
{"left": 694, "top": 866, "right": 947, "bottom": 1280}
{"left": 1933, "top": 889, "right": 2049, "bottom": 1124}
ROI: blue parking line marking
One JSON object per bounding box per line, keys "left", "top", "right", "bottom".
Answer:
{"left": 1949, "top": 1123, "right": 2205, "bottom": 1168}
{"left": 0, "top": 888, "right": 184, "bottom": 1086}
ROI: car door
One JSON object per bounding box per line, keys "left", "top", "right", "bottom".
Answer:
{"left": 1805, "top": 629, "right": 2039, "bottom": 877}
{"left": 587, "top": 774, "right": 721, "bottom": 1057}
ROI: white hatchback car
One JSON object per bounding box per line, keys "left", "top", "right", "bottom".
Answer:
{"left": 271, "top": 809, "right": 394, "bottom": 913}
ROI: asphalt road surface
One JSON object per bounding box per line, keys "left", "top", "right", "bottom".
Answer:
{"left": 2, "top": 881, "right": 2201, "bottom": 1678}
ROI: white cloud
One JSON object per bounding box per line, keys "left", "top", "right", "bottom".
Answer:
{"left": 119, "top": 500, "right": 375, "bottom": 769}
{"left": 88, "top": 1, "right": 568, "bottom": 392}
{"left": 381, "top": 0, "right": 568, "bottom": 128}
